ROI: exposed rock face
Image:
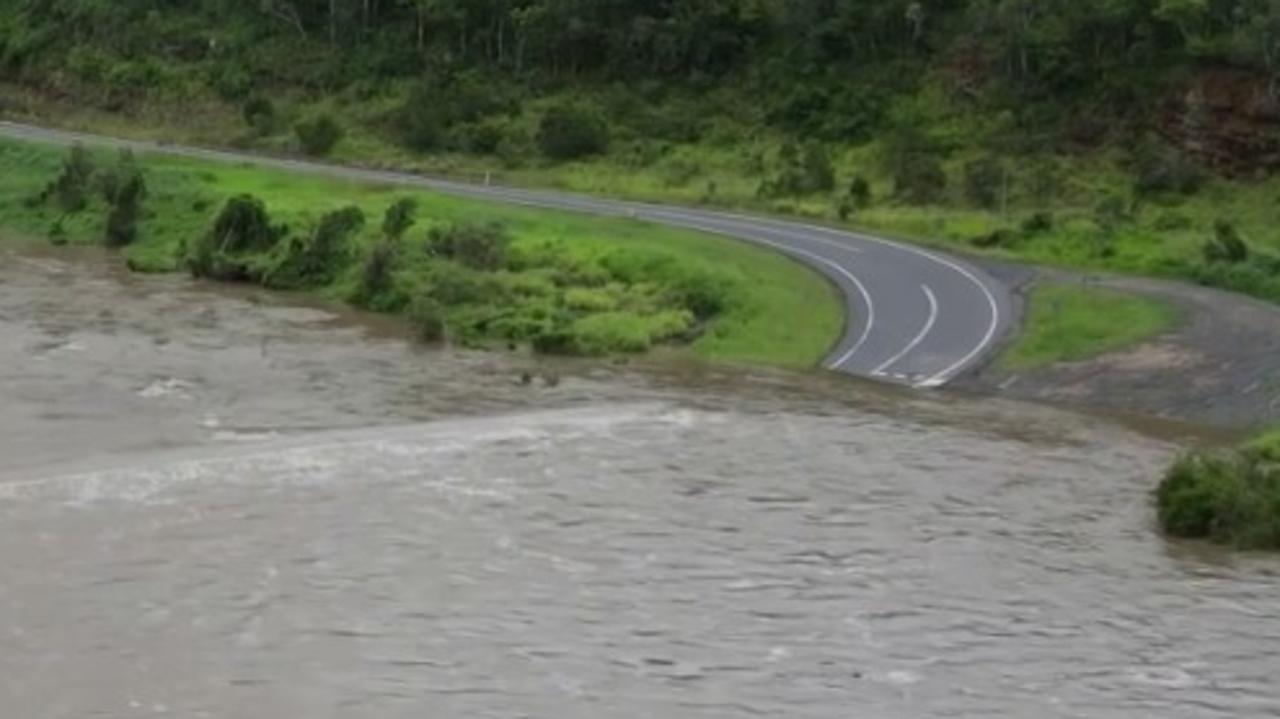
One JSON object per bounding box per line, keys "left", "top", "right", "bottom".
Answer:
{"left": 1161, "top": 68, "right": 1280, "bottom": 175}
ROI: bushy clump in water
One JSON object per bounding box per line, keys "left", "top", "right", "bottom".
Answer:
{"left": 1157, "top": 431, "right": 1280, "bottom": 550}
{"left": 267, "top": 206, "right": 364, "bottom": 289}
{"left": 185, "top": 194, "right": 286, "bottom": 281}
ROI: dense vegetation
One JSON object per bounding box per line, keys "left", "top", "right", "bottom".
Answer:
{"left": 1158, "top": 430, "right": 1280, "bottom": 549}
{"left": 0, "top": 138, "right": 841, "bottom": 365}
{"left": 7, "top": 2, "right": 1280, "bottom": 312}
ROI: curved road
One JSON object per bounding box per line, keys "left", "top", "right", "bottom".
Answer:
{"left": 0, "top": 121, "right": 1014, "bottom": 388}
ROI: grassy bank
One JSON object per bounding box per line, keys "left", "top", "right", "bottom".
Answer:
{"left": 7, "top": 81, "right": 1280, "bottom": 316}
{"left": 998, "top": 283, "right": 1181, "bottom": 371}
{"left": 0, "top": 136, "right": 842, "bottom": 368}
{"left": 1158, "top": 430, "right": 1280, "bottom": 550}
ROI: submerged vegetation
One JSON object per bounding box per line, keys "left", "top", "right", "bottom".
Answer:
{"left": 1158, "top": 430, "right": 1280, "bottom": 550}
{"left": 0, "top": 139, "right": 841, "bottom": 367}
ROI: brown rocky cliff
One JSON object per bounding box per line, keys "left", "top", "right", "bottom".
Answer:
{"left": 1161, "top": 68, "right": 1280, "bottom": 175}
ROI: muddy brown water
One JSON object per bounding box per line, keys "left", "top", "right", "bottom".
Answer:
{"left": 2, "top": 246, "right": 1278, "bottom": 718}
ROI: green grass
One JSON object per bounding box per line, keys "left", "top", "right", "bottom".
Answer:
{"left": 0, "top": 136, "right": 842, "bottom": 369}
{"left": 1157, "top": 429, "right": 1280, "bottom": 550}
{"left": 998, "top": 282, "right": 1180, "bottom": 371}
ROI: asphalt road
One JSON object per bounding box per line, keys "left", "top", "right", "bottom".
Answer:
{"left": 0, "top": 121, "right": 1014, "bottom": 388}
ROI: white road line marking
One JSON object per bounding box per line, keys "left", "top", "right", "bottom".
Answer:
{"left": 873, "top": 285, "right": 938, "bottom": 376}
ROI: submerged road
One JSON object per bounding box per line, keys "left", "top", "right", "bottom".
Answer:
{"left": 0, "top": 121, "right": 1014, "bottom": 388}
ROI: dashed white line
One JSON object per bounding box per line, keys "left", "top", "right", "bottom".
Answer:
{"left": 872, "top": 285, "right": 939, "bottom": 376}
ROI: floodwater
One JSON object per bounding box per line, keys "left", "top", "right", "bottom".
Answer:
{"left": 2, "top": 246, "right": 1278, "bottom": 719}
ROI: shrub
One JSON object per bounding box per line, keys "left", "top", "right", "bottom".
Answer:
{"left": 1156, "top": 434, "right": 1280, "bottom": 549}
{"left": 970, "top": 228, "right": 1020, "bottom": 249}
{"left": 207, "top": 194, "right": 283, "bottom": 254}
{"left": 104, "top": 171, "right": 145, "bottom": 247}
{"left": 1021, "top": 211, "right": 1054, "bottom": 235}
{"left": 1133, "top": 142, "right": 1207, "bottom": 196}
{"left": 537, "top": 103, "right": 609, "bottom": 161}
{"left": 242, "top": 96, "right": 276, "bottom": 135}
{"left": 426, "top": 222, "right": 511, "bottom": 271}
{"left": 1093, "top": 195, "right": 1130, "bottom": 235}
{"left": 408, "top": 296, "right": 446, "bottom": 343}
{"left": 894, "top": 153, "right": 947, "bottom": 204}
{"left": 382, "top": 198, "right": 417, "bottom": 240}
{"left": 39, "top": 143, "right": 96, "bottom": 214}
{"left": 1203, "top": 219, "right": 1249, "bottom": 264}
{"left": 352, "top": 241, "right": 408, "bottom": 312}
{"left": 295, "top": 114, "right": 344, "bottom": 157}
{"left": 267, "top": 206, "right": 364, "bottom": 289}
{"left": 758, "top": 143, "right": 835, "bottom": 198}
{"left": 963, "top": 156, "right": 1006, "bottom": 209}
{"left": 848, "top": 176, "right": 872, "bottom": 208}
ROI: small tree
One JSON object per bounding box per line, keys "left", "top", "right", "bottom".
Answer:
{"left": 964, "top": 156, "right": 1006, "bottom": 209}
{"left": 1203, "top": 218, "right": 1249, "bottom": 263}
{"left": 242, "top": 96, "right": 276, "bottom": 135}
{"left": 537, "top": 103, "right": 609, "bottom": 161}
{"left": 104, "top": 171, "right": 146, "bottom": 247}
{"left": 40, "top": 143, "right": 96, "bottom": 214}
{"left": 295, "top": 114, "right": 344, "bottom": 157}
{"left": 382, "top": 198, "right": 418, "bottom": 241}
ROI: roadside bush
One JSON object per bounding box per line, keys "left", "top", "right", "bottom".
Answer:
{"left": 295, "top": 114, "right": 344, "bottom": 157}
{"left": 1021, "top": 211, "right": 1054, "bottom": 235}
{"left": 1203, "top": 218, "right": 1249, "bottom": 264}
{"left": 963, "top": 156, "right": 1006, "bottom": 209}
{"left": 1093, "top": 195, "right": 1130, "bottom": 235}
{"left": 970, "top": 228, "right": 1020, "bottom": 249}
{"left": 382, "top": 198, "right": 417, "bottom": 240}
{"left": 1133, "top": 142, "right": 1207, "bottom": 196}
{"left": 1156, "top": 433, "right": 1280, "bottom": 549}
{"left": 267, "top": 206, "right": 364, "bottom": 289}
{"left": 103, "top": 170, "right": 145, "bottom": 247}
{"left": 351, "top": 241, "right": 408, "bottom": 312}
{"left": 758, "top": 143, "right": 835, "bottom": 198}
{"left": 37, "top": 143, "right": 95, "bottom": 214}
{"left": 894, "top": 153, "right": 947, "bottom": 204}
{"left": 426, "top": 222, "right": 511, "bottom": 271}
{"left": 537, "top": 103, "right": 609, "bottom": 161}
{"left": 242, "top": 96, "right": 276, "bottom": 135}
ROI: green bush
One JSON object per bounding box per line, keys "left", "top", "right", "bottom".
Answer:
{"left": 894, "top": 153, "right": 947, "bottom": 204}
{"left": 1021, "top": 211, "right": 1054, "bottom": 235}
{"left": 963, "top": 156, "right": 1006, "bottom": 209}
{"left": 1203, "top": 218, "right": 1249, "bottom": 264}
{"left": 426, "top": 222, "right": 511, "bottom": 271}
{"left": 351, "top": 241, "right": 407, "bottom": 312}
{"left": 537, "top": 103, "right": 610, "bottom": 161}
{"left": 1133, "top": 142, "right": 1207, "bottom": 196}
{"left": 104, "top": 170, "right": 145, "bottom": 247}
{"left": 186, "top": 194, "right": 285, "bottom": 280}
{"left": 758, "top": 143, "right": 835, "bottom": 198}
{"left": 408, "top": 296, "right": 447, "bottom": 343}
{"left": 267, "top": 206, "right": 364, "bottom": 289}
{"left": 294, "top": 114, "right": 344, "bottom": 157}
{"left": 1157, "top": 434, "right": 1280, "bottom": 549}
{"left": 242, "top": 96, "right": 276, "bottom": 135}
{"left": 37, "top": 143, "right": 96, "bottom": 214}
{"left": 381, "top": 198, "right": 417, "bottom": 240}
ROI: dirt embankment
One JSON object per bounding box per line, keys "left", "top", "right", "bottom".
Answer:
{"left": 961, "top": 267, "right": 1280, "bottom": 429}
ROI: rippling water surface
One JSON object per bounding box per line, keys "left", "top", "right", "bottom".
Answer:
{"left": 2, "top": 247, "right": 1278, "bottom": 718}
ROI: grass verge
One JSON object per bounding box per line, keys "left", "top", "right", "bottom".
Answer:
{"left": 0, "top": 136, "right": 842, "bottom": 369}
{"left": 998, "top": 282, "right": 1180, "bottom": 371}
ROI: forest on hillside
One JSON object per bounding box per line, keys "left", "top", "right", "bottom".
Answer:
{"left": 4, "top": 0, "right": 1280, "bottom": 157}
